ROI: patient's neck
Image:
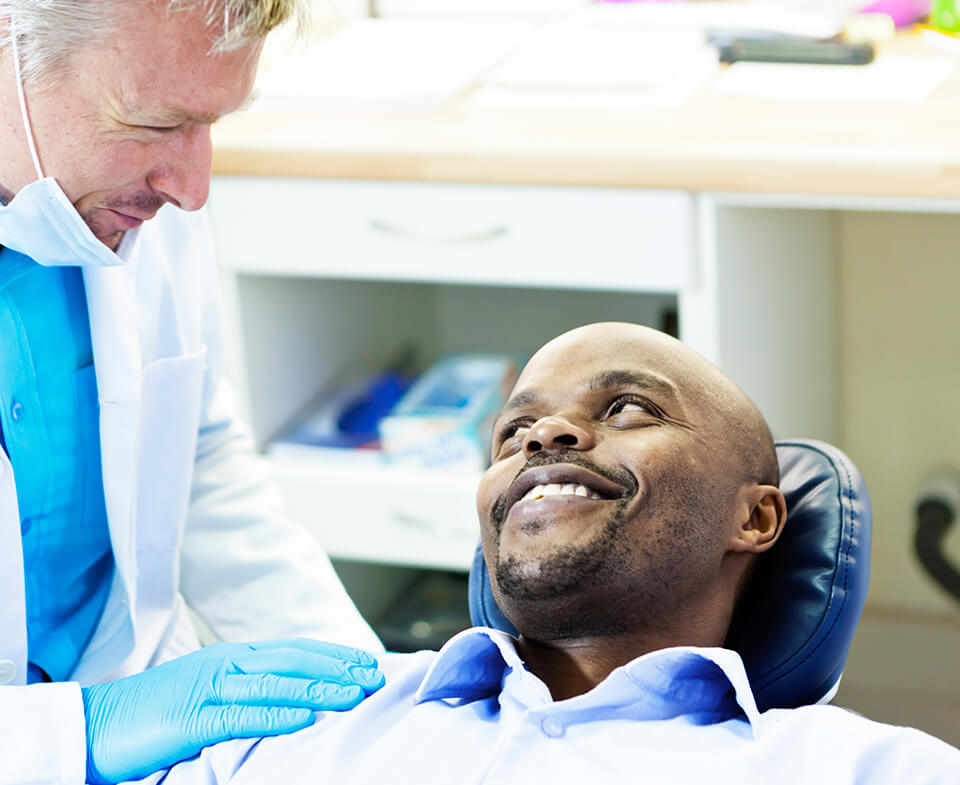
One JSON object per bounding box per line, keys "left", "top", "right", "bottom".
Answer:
{"left": 515, "top": 635, "right": 641, "bottom": 701}
{"left": 515, "top": 616, "right": 729, "bottom": 702}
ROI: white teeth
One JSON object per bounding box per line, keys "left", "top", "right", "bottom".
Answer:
{"left": 520, "top": 486, "right": 542, "bottom": 502}
{"left": 519, "top": 483, "right": 602, "bottom": 503}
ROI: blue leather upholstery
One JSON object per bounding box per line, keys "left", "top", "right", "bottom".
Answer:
{"left": 468, "top": 439, "right": 872, "bottom": 712}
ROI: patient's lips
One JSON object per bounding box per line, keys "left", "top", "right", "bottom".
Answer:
{"left": 504, "top": 463, "right": 624, "bottom": 519}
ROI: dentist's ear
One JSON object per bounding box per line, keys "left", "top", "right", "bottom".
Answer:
{"left": 730, "top": 485, "right": 787, "bottom": 553}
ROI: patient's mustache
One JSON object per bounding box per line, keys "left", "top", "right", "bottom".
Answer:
{"left": 490, "top": 450, "right": 638, "bottom": 532}
{"left": 517, "top": 450, "right": 638, "bottom": 495}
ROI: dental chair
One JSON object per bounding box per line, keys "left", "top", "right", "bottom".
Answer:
{"left": 468, "top": 439, "right": 872, "bottom": 712}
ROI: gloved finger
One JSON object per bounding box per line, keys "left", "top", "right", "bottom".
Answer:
{"left": 245, "top": 638, "right": 378, "bottom": 667}
{"left": 196, "top": 705, "right": 316, "bottom": 747}
{"left": 219, "top": 674, "right": 368, "bottom": 710}
{"left": 229, "top": 648, "right": 384, "bottom": 692}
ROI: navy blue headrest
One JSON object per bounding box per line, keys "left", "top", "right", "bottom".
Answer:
{"left": 468, "top": 439, "right": 872, "bottom": 712}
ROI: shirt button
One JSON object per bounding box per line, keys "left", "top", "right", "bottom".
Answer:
{"left": 0, "top": 660, "right": 18, "bottom": 685}
{"left": 10, "top": 401, "right": 24, "bottom": 421}
{"left": 540, "top": 717, "right": 564, "bottom": 738}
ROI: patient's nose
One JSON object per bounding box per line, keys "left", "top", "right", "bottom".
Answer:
{"left": 523, "top": 415, "right": 596, "bottom": 457}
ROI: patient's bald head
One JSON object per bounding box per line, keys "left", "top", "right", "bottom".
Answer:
{"left": 477, "top": 322, "right": 786, "bottom": 651}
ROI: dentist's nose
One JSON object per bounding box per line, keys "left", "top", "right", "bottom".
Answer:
{"left": 523, "top": 415, "right": 596, "bottom": 458}
{"left": 147, "top": 124, "right": 213, "bottom": 211}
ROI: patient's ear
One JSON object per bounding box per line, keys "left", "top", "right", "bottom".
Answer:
{"left": 729, "top": 485, "right": 786, "bottom": 553}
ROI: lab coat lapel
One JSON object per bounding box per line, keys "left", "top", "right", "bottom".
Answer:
{"left": 0, "top": 455, "right": 28, "bottom": 685}
{"left": 82, "top": 259, "right": 142, "bottom": 619}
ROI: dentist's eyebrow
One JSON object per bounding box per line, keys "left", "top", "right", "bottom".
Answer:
{"left": 131, "top": 93, "right": 258, "bottom": 127}
{"left": 145, "top": 106, "right": 228, "bottom": 125}
{"left": 587, "top": 370, "right": 679, "bottom": 399}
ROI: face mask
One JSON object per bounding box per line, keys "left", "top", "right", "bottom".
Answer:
{"left": 0, "top": 25, "right": 140, "bottom": 267}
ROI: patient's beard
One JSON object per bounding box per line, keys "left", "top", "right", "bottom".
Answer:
{"left": 489, "top": 463, "right": 731, "bottom": 641}
{"left": 495, "top": 503, "right": 630, "bottom": 602}
{"left": 489, "top": 450, "right": 637, "bottom": 604}
{"left": 492, "top": 500, "right": 637, "bottom": 639}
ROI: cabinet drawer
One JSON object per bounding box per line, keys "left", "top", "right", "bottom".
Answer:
{"left": 210, "top": 178, "right": 695, "bottom": 292}
{"left": 269, "top": 455, "right": 480, "bottom": 570}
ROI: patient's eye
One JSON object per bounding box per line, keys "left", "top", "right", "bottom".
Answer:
{"left": 605, "top": 395, "right": 663, "bottom": 426}
{"left": 494, "top": 419, "right": 533, "bottom": 458}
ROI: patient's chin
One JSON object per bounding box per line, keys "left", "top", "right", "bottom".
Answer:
{"left": 496, "top": 552, "right": 580, "bottom": 602}
{"left": 495, "top": 544, "right": 632, "bottom": 639}
{"left": 495, "top": 514, "right": 624, "bottom": 603}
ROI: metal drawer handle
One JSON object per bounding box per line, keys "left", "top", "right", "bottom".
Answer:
{"left": 369, "top": 219, "right": 509, "bottom": 245}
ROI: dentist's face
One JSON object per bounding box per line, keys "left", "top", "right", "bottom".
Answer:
{"left": 476, "top": 323, "right": 748, "bottom": 635}
{"left": 1, "top": 3, "right": 262, "bottom": 249}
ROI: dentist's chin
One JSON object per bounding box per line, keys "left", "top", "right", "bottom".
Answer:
{"left": 84, "top": 209, "right": 141, "bottom": 249}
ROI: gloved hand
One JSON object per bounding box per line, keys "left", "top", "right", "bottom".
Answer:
{"left": 81, "top": 638, "right": 385, "bottom": 784}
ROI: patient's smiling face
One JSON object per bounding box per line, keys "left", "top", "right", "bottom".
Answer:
{"left": 476, "top": 323, "right": 766, "bottom": 639}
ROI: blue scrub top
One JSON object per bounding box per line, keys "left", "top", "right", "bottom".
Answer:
{"left": 0, "top": 248, "right": 114, "bottom": 683}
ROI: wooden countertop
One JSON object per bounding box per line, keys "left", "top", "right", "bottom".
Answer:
{"left": 212, "top": 33, "right": 960, "bottom": 199}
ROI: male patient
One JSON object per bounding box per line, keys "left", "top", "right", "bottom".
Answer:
{"left": 132, "top": 323, "right": 960, "bottom": 784}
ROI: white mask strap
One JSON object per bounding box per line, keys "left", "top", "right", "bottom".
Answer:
{"left": 10, "top": 25, "right": 45, "bottom": 181}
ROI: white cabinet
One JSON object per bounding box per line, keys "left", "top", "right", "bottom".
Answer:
{"left": 212, "top": 178, "right": 696, "bottom": 291}
{"left": 209, "top": 178, "right": 839, "bottom": 572}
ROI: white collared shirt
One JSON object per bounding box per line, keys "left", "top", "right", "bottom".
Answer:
{"left": 131, "top": 628, "right": 960, "bottom": 785}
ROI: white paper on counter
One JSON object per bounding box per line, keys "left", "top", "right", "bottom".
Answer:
{"left": 713, "top": 55, "right": 956, "bottom": 103}
{"left": 255, "top": 18, "right": 534, "bottom": 110}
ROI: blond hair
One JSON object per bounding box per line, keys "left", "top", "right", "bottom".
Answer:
{"left": 2, "top": 0, "right": 306, "bottom": 85}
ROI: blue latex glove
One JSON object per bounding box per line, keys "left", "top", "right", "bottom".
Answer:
{"left": 81, "top": 638, "right": 385, "bottom": 784}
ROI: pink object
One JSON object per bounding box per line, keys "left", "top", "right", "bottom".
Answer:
{"left": 858, "top": 0, "right": 930, "bottom": 26}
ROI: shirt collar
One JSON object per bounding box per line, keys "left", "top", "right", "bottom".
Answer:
{"left": 415, "top": 627, "right": 523, "bottom": 704}
{"left": 0, "top": 247, "right": 40, "bottom": 291}
{"left": 414, "top": 628, "right": 762, "bottom": 736}
{"left": 624, "top": 645, "right": 763, "bottom": 733}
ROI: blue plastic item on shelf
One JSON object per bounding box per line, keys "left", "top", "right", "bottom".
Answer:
{"left": 378, "top": 354, "right": 519, "bottom": 472}
{"left": 276, "top": 371, "right": 413, "bottom": 450}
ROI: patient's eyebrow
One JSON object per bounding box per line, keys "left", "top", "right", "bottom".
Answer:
{"left": 588, "top": 370, "right": 679, "bottom": 399}
{"left": 500, "top": 370, "right": 680, "bottom": 416}
{"left": 501, "top": 390, "right": 541, "bottom": 413}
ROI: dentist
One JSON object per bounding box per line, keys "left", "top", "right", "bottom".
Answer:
{"left": 0, "top": 2, "right": 384, "bottom": 784}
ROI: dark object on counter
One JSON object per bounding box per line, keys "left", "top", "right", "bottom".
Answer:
{"left": 718, "top": 39, "right": 876, "bottom": 66}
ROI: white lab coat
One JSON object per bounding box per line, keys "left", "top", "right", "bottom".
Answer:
{"left": 0, "top": 205, "right": 381, "bottom": 785}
